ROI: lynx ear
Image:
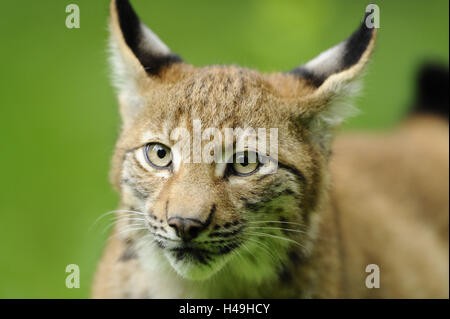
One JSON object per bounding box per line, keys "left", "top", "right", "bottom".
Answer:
{"left": 109, "top": 0, "right": 182, "bottom": 121}
{"left": 290, "top": 12, "right": 377, "bottom": 151}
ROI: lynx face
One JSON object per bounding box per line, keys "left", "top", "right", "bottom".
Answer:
{"left": 115, "top": 67, "right": 322, "bottom": 281}
{"left": 108, "top": 0, "right": 376, "bottom": 281}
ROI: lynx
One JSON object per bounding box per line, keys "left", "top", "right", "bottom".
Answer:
{"left": 92, "top": 0, "right": 449, "bottom": 298}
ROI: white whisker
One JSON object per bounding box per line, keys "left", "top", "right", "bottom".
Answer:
{"left": 245, "top": 237, "right": 280, "bottom": 263}
{"left": 246, "top": 226, "right": 306, "bottom": 234}
{"left": 247, "top": 220, "right": 305, "bottom": 227}
{"left": 89, "top": 209, "right": 146, "bottom": 231}
{"left": 245, "top": 231, "right": 306, "bottom": 249}
{"left": 101, "top": 217, "right": 147, "bottom": 234}
{"left": 114, "top": 226, "right": 148, "bottom": 238}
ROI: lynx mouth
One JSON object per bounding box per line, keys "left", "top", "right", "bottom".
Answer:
{"left": 163, "top": 241, "right": 242, "bottom": 280}
{"left": 169, "top": 246, "right": 213, "bottom": 264}
{"left": 164, "top": 239, "right": 243, "bottom": 266}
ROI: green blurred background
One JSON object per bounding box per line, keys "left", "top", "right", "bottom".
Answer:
{"left": 0, "top": 0, "right": 448, "bottom": 298}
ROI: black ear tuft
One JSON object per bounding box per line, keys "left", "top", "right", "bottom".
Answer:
{"left": 290, "top": 11, "right": 376, "bottom": 88}
{"left": 412, "top": 63, "right": 449, "bottom": 119}
{"left": 114, "top": 0, "right": 182, "bottom": 75}
{"left": 341, "top": 12, "right": 375, "bottom": 71}
{"left": 115, "top": 0, "right": 141, "bottom": 56}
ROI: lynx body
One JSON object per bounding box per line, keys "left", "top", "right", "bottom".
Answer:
{"left": 92, "top": 0, "right": 449, "bottom": 298}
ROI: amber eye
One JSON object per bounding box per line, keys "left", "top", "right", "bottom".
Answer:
{"left": 144, "top": 143, "right": 172, "bottom": 169}
{"left": 232, "top": 151, "right": 260, "bottom": 176}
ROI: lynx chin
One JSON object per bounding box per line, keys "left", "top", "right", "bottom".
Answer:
{"left": 92, "top": 0, "right": 449, "bottom": 298}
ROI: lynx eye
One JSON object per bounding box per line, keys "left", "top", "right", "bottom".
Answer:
{"left": 231, "top": 151, "right": 260, "bottom": 176}
{"left": 144, "top": 143, "right": 172, "bottom": 169}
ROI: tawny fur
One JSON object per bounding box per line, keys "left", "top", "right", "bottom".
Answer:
{"left": 92, "top": 115, "right": 449, "bottom": 298}
{"left": 92, "top": 1, "right": 449, "bottom": 298}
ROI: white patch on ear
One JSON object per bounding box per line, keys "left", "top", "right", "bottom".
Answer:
{"left": 308, "top": 80, "right": 362, "bottom": 150}
{"left": 140, "top": 24, "right": 171, "bottom": 56}
{"left": 297, "top": 24, "right": 376, "bottom": 152}
{"left": 108, "top": 19, "right": 176, "bottom": 125}
{"left": 108, "top": 15, "right": 172, "bottom": 91}
{"left": 303, "top": 42, "right": 346, "bottom": 79}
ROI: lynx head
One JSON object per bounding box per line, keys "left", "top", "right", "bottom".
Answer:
{"left": 108, "top": 0, "right": 376, "bottom": 282}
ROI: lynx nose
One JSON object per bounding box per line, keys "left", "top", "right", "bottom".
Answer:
{"left": 168, "top": 217, "right": 206, "bottom": 241}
